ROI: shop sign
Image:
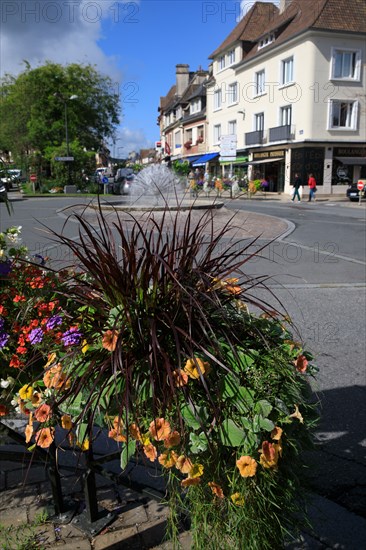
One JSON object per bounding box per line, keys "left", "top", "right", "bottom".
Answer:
{"left": 333, "top": 147, "right": 366, "bottom": 157}
{"left": 252, "top": 150, "right": 285, "bottom": 160}
{"left": 220, "top": 134, "right": 237, "bottom": 159}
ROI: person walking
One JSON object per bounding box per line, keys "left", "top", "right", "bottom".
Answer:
{"left": 307, "top": 173, "right": 317, "bottom": 202}
{"left": 291, "top": 173, "right": 303, "bottom": 202}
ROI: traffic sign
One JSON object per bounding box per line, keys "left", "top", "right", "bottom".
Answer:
{"left": 357, "top": 180, "right": 364, "bottom": 190}
{"left": 30, "top": 174, "right": 37, "bottom": 182}
{"left": 55, "top": 156, "right": 74, "bottom": 161}
{"left": 102, "top": 176, "right": 109, "bottom": 184}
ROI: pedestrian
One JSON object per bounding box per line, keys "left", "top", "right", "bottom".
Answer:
{"left": 291, "top": 173, "right": 303, "bottom": 202}
{"left": 307, "top": 173, "right": 317, "bottom": 202}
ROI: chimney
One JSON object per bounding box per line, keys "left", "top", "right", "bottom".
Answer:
{"left": 279, "top": 0, "right": 293, "bottom": 13}
{"left": 176, "top": 64, "right": 190, "bottom": 96}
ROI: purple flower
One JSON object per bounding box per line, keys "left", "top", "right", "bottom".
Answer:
{"left": 0, "top": 260, "right": 12, "bottom": 276}
{"left": 0, "top": 318, "right": 5, "bottom": 331}
{"left": 28, "top": 327, "right": 44, "bottom": 345}
{"left": 62, "top": 327, "right": 82, "bottom": 347}
{"left": 46, "top": 315, "right": 63, "bottom": 330}
{"left": 0, "top": 332, "right": 9, "bottom": 349}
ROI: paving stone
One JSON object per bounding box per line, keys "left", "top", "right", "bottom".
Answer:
{"left": 152, "top": 530, "right": 192, "bottom": 550}
{"left": 0, "top": 506, "right": 28, "bottom": 526}
{"left": 93, "top": 524, "right": 141, "bottom": 550}
{"left": 144, "top": 499, "right": 169, "bottom": 522}
{"left": 118, "top": 502, "right": 149, "bottom": 527}
{"left": 138, "top": 517, "right": 168, "bottom": 548}
{"left": 33, "top": 524, "right": 57, "bottom": 547}
{"left": 0, "top": 485, "right": 41, "bottom": 508}
{"left": 27, "top": 502, "right": 51, "bottom": 523}
{"left": 53, "top": 535, "right": 92, "bottom": 549}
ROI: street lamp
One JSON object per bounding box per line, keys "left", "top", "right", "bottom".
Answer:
{"left": 54, "top": 93, "right": 78, "bottom": 185}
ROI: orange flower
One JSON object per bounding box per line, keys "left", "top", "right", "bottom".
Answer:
{"left": 35, "top": 427, "right": 54, "bottom": 448}
{"left": 208, "top": 482, "right": 224, "bottom": 499}
{"left": 61, "top": 414, "right": 72, "bottom": 430}
{"left": 164, "top": 431, "right": 181, "bottom": 448}
{"left": 43, "top": 364, "right": 70, "bottom": 390}
{"left": 289, "top": 404, "right": 304, "bottom": 424}
{"left": 294, "top": 355, "right": 308, "bottom": 373}
{"left": 25, "top": 423, "right": 34, "bottom": 443}
{"left": 175, "top": 455, "right": 193, "bottom": 474}
{"left": 158, "top": 451, "right": 178, "bottom": 469}
{"left": 236, "top": 455, "right": 257, "bottom": 478}
{"left": 13, "top": 295, "right": 26, "bottom": 302}
{"left": 113, "top": 416, "right": 124, "bottom": 430}
{"left": 34, "top": 403, "right": 51, "bottom": 423}
{"left": 102, "top": 330, "right": 119, "bottom": 351}
{"left": 181, "top": 476, "right": 201, "bottom": 487}
{"left": 143, "top": 443, "right": 157, "bottom": 462}
{"left": 0, "top": 404, "right": 9, "bottom": 416}
{"left": 108, "top": 428, "right": 127, "bottom": 442}
{"left": 271, "top": 426, "right": 283, "bottom": 441}
{"left": 44, "top": 352, "right": 57, "bottom": 369}
{"left": 129, "top": 422, "right": 142, "bottom": 441}
{"left": 183, "top": 357, "right": 210, "bottom": 379}
{"left": 31, "top": 392, "right": 43, "bottom": 406}
{"left": 259, "top": 441, "right": 280, "bottom": 469}
{"left": 149, "top": 418, "right": 171, "bottom": 441}
{"left": 172, "top": 369, "right": 188, "bottom": 387}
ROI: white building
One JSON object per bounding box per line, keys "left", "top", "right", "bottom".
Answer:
{"left": 206, "top": 0, "right": 366, "bottom": 194}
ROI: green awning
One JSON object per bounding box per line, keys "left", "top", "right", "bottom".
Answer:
{"left": 219, "top": 156, "right": 248, "bottom": 165}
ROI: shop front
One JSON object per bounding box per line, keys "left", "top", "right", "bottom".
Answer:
{"left": 332, "top": 146, "right": 366, "bottom": 185}
{"left": 246, "top": 150, "right": 286, "bottom": 192}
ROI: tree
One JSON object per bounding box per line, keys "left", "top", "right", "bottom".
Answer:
{"left": 0, "top": 62, "right": 121, "bottom": 170}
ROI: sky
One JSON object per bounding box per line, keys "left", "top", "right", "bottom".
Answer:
{"left": 0, "top": 0, "right": 279, "bottom": 156}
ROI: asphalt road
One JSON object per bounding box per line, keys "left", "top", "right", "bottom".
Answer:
{"left": 1, "top": 194, "right": 366, "bottom": 520}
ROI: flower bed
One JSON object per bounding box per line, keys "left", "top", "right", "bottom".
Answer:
{"left": 0, "top": 212, "right": 318, "bottom": 549}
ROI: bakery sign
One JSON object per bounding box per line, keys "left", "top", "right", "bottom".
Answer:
{"left": 252, "top": 149, "right": 286, "bottom": 160}
{"left": 333, "top": 147, "right": 366, "bottom": 157}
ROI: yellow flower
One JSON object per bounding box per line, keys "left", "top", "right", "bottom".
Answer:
{"left": 76, "top": 438, "right": 90, "bottom": 451}
{"left": 81, "top": 340, "right": 89, "bottom": 354}
{"left": 61, "top": 414, "right": 73, "bottom": 430}
{"left": 236, "top": 455, "right": 257, "bottom": 478}
{"left": 231, "top": 492, "right": 245, "bottom": 506}
{"left": 19, "top": 384, "right": 34, "bottom": 401}
{"left": 181, "top": 476, "right": 201, "bottom": 487}
{"left": 189, "top": 463, "right": 204, "bottom": 479}
{"left": 158, "top": 451, "right": 178, "bottom": 469}
{"left": 44, "top": 352, "right": 57, "bottom": 369}
{"left": 183, "top": 357, "right": 210, "bottom": 379}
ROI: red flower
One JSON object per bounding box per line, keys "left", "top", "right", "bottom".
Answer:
{"left": 0, "top": 305, "right": 8, "bottom": 316}
{"left": 16, "top": 346, "right": 28, "bottom": 355}
{"left": 295, "top": 355, "right": 308, "bottom": 373}
{"left": 13, "top": 295, "right": 26, "bottom": 303}
{"left": 9, "top": 355, "right": 24, "bottom": 369}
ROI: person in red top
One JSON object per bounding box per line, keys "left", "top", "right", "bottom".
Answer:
{"left": 307, "top": 173, "right": 317, "bottom": 202}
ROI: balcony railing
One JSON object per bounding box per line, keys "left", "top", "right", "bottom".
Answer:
{"left": 269, "top": 125, "right": 292, "bottom": 142}
{"left": 245, "top": 130, "right": 263, "bottom": 146}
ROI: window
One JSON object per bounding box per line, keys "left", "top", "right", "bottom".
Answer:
{"left": 258, "top": 33, "right": 274, "bottom": 49}
{"left": 255, "top": 70, "right": 265, "bottom": 96}
{"left": 228, "top": 120, "right": 237, "bottom": 136}
{"left": 213, "top": 124, "right": 221, "bottom": 144}
{"left": 219, "top": 55, "right": 226, "bottom": 70}
{"left": 281, "top": 57, "right": 293, "bottom": 85}
{"left": 329, "top": 100, "right": 358, "bottom": 129}
{"left": 280, "top": 106, "right": 292, "bottom": 126}
{"left": 228, "top": 82, "right": 238, "bottom": 105}
{"left": 332, "top": 49, "right": 361, "bottom": 80}
{"left": 174, "top": 130, "right": 181, "bottom": 148}
{"left": 228, "top": 49, "right": 236, "bottom": 65}
{"left": 214, "top": 88, "right": 222, "bottom": 110}
{"left": 255, "top": 113, "right": 264, "bottom": 132}
{"left": 190, "top": 99, "right": 201, "bottom": 114}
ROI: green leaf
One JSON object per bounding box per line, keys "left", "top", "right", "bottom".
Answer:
{"left": 120, "top": 440, "right": 136, "bottom": 470}
{"left": 259, "top": 417, "right": 275, "bottom": 432}
{"left": 219, "top": 419, "right": 246, "bottom": 447}
{"left": 254, "top": 400, "right": 273, "bottom": 418}
{"left": 189, "top": 432, "right": 208, "bottom": 454}
{"left": 181, "top": 404, "right": 203, "bottom": 430}
{"left": 108, "top": 305, "right": 125, "bottom": 326}
{"left": 76, "top": 422, "right": 88, "bottom": 443}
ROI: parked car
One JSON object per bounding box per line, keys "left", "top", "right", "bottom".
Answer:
{"left": 346, "top": 181, "right": 366, "bottom": 202}
{"left": 112, "top": 168, "right": 134, "bottom": 195}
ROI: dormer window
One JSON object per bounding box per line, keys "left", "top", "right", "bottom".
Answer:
{"left": 190, "top": 99, "right": 201, "bottom": 114}
{"left": 258, "top": 33, "right": 275, "bottom": 50}
{"left": 227, "top": 49, "right": 236, "bottom": 65}
{"left": 219, "top": 55, "right": 226, "bottom": 70}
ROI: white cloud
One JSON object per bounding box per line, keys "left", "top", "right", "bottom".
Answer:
{"left": 0, "top": 0, "right": 124, "bottom": 78}
{"left": 110, "top": 127, "right": 153, "bottom": 158}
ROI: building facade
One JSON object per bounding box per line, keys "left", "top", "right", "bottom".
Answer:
{"left": 158, "top": 0, "right": 365, "bottom": 193}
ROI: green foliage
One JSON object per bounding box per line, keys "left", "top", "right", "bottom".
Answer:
{"left": 0, "top": 510, "right": 48, "bottom": 550}
{"left": 0, "top": 61, "right": 120, "bottom": 166}
{"left": 44, "top": 139, "right": 96, "bottom": 187}
{"left": 172, "top": 159, "right": 191, "bottom": 176}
